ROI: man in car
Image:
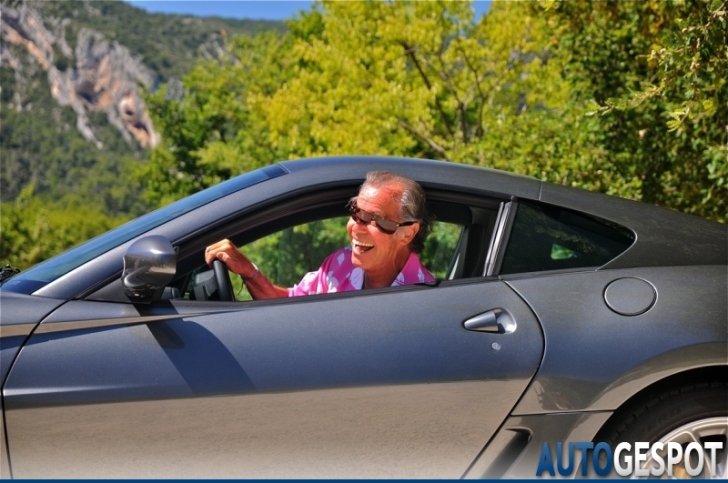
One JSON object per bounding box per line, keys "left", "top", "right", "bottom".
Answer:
{"left": 205, "top": 170, "right": 435, "bottom": 299}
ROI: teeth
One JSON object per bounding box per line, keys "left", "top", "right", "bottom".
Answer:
{"left": 353, "top": 239, "right": 374, "bottom": 248}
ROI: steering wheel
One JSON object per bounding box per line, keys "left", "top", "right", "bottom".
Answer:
{"left": 213, "top": 259, "right": 234, "bottom": 301}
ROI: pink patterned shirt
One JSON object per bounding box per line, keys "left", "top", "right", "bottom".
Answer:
{"left": 288, "top": 247, "right": 435, "bottom": 297}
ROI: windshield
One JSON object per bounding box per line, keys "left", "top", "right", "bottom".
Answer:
{"left": 0, "top": 165, "right": 287, "bottom": 295}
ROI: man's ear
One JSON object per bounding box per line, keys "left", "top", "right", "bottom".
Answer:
{"left": 399, "top": 222, "right": 420, "bottom": 245}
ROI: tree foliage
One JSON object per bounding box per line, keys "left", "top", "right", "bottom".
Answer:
{"left": 0, "top": 185, "right": 130, "bottom": 269}
{"left": 540, "top": 0, "right": 727, "bottom": 221}
{"left": 138, "top": 29, "right": 303, "bottom": 206}
{"left": 6, "top": 0, "right": 725, "bottom": 271}
{"left": 0, "top": 1, "right": 287, "bottom": 269}
{"left": 143, "top": 0, "right": 725, "bottom": 224}
{"left": 144, "top": 2, "right": 599, "bottom": 195}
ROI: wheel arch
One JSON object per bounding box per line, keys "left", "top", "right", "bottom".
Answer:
{"left": 593, "top": 364, "right": 727, "bottom": 443}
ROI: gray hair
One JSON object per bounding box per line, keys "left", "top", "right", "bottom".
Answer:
{"left": 359, "top": 170, "right": 432, "bottom": 253}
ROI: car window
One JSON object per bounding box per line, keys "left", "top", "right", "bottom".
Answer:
{"left": 500, "top": 201, "right": 635, "bottom": 275}
{"left": 239, "top": 217, "right": 351, "bottom": 299}
{"left": 188, "top": 217, "right": 463, "bottom": 302}
{"left": 421, "top": 221, "right": 463, "bottom": 280}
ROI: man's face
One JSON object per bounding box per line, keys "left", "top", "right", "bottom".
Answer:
{"left": 346, "top": 183, "right": 417, "bottom": 275}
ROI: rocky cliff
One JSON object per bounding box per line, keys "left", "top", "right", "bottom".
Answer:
{"left": 0, "top": 0, "right": 282, "bottom": 207}
{"left": 2, "top": 1, "right": 159, "bottom": 149}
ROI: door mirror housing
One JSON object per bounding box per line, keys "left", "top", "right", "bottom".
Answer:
{"left": 122, "top": 235, "right": 176, "bottom": 303}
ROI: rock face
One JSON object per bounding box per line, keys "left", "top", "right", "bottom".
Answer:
{"left": 1, "top": 2, "right": 159, "bottom": 149}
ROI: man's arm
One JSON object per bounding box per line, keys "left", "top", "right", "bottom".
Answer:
{"left": 205, "top": 239, "right": 288, "bottom": 300}
{"left": 241, "top": 271, "right": 289, "bottom": 299}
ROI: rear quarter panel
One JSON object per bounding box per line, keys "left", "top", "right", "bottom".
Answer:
{"left": 505, "top": 265, "right": 727, "bottom": 414}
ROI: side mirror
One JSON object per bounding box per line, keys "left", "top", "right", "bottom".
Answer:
{"left": 122, "top": 235, "right": 176, "bottom": 303}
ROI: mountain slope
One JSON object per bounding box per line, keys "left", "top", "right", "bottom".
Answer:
{"left": 0, "top": 0, "right": 284, "bottom": 209}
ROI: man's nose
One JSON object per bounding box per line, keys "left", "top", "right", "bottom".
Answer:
{"left": 352, "top": 218, "right": 372, "bottom": 232}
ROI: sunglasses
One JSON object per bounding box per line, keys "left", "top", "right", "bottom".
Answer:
{"left": 348, "top": 202, "right": 416, "bottom": 235}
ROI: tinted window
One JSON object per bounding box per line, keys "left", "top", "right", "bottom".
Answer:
{"left": 500, "top": 201, "right": 634, "bottom": 274}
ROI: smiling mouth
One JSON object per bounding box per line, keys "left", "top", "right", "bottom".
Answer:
{"left": 352, "top": 238, "right": 374, "bottom": 253}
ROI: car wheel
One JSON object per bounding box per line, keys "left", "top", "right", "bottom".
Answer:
{"left": 602, "top": 382, "right": 727, "bottom": 478}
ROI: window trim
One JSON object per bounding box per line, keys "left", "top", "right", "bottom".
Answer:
{"left": 497, "top": 199, "right": 636, "bottom": 276}
{"left": 485, "top": 198, "right": 519, "bottom": 277}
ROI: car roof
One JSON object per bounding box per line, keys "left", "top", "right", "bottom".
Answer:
{"left": 279, "top": 156, "right": 542, "bottom": 200}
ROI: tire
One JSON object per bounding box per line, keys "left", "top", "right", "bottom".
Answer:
{"left": 599, "top": 382, "right": 727, "bottom": 478}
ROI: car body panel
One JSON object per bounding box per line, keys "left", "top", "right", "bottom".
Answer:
{"left": 0, "top": 292, "right": 66, "bottom": 480}
{"left": 507, "top": 265, "right": 728, "bottom": 414}
{"left": 5, "top": 279, "right": 544, "bottom": 478}
{"left": 0, "top": 292, "right": 66, "bottom": 383}
{"left": 464, "top": 411, "right": 614, "bottom": 478}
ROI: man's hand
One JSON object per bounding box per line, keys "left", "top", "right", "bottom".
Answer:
{"left": 204, "top": 239, "right": 257, "bottom": 279}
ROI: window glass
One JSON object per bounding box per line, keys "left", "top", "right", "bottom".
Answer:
{"left": 500, "top": 201, "right": 634, "bottom": 275}
{"left": 422, "top": 221, "right": 463, "bottom": 280}
{"left": 224, "top": 218, "right": 461, "bottom": 301}
{"left": 246, "top": 217, "right": 351, "bottom": 290}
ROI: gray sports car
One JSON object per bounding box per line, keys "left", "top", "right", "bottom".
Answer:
{"left": 0, "top": 157, "right": 725, "bottom": 479}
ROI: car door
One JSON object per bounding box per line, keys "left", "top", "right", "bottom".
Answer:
{"left": 4, "top": 277, "right": 542, "bottom": 478}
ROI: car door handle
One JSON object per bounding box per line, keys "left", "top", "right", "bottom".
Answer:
{"left": 463, "top": 309, "right": 516, "bottom": 334}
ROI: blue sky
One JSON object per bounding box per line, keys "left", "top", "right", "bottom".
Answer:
{"left": 124, "top": 1, "right": 492, "bottom": 22}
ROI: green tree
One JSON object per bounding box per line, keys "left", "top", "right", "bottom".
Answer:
{"left": 0, "top": 185, "right": 130, "bottom": 270}
{"left": 139, "top": 22, "right": 314, "bottom": 206}
{"left": 541, "top": 0, "right": 727, "bottom": 221}
{"left": 263, "top": 2, "right": 551, "bottom": 158}
{"left": 143, "top": 0, "right": 725, "bottom": 223}
{"left": 258, "top": 1, "right": 623, "bottom": 196}
{"left": 147, "top": 1, "right": 602, "bottom": 195}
